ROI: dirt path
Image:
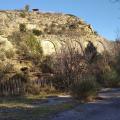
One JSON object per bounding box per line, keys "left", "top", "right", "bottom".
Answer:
{"left": 52, "top": 88, "right": 120, "bottom": 120}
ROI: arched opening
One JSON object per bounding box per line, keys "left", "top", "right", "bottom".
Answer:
{"left": 83, "top": 40, "right": 106, "bottom": 53}
{"left": 83, "top": 41, "right": 89, "bottom": 48}
{"left": 74, "top": 40, "right": 84, "bottom": 55}
{"left": 41, "top": 40, "right": 57, "bottom": 55}
{"left": 94, "top": 41, "right": 106, "bottom": 53}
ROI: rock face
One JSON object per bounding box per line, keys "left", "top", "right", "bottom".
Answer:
{"left": 0, "top": 36, "right": 13, "bottom": 50}
{"left": 0, "top": 10, "right": 116, "bottom": 96}
{"left": 0, "top": 10, "right": 113, "bottom": 55}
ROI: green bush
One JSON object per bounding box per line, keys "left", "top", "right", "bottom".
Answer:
{"left": 71, "top": 75, "right": 98, "bottom": 101}
{"left": 19, "top": 12, "right": 26, "bottom": 18}
{"left": 32, "top": 29, "right": 42, "bottom": 36}
{"left": 69, "top": 23, "right": 77, "bottom": 29}
{"left": 24, "top": 34, "right": 43, "bottom": 63}
{"left": 10, "top": 32, "right": 43, "bottom": 64}
{"left": 94, "top": 31, "right": 99, "bottom": 36}
{"left": 102, "top": 69, "right": 120, "bottom": 88}
{"left": 52, "top": 74, "right": 68, "bottom": 91}
{"left": 19, "top": 23, "right": 26, "bottom": 32}
{"left": 66, "top": 14, "right": 77, "bottom": 18}
{"left": 5, "top": 49, "right": 15, "bottom": 59}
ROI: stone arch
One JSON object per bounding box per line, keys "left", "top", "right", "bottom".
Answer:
{"left": 73, "top": 40, "right": 84, "bottom": 55}
{"left": 83, "top": 40, "right": 106, "bottom": 53}
{"left": 83, "top": 40, "right": 89, "bottom": 48}
{"left": 41, "top": 39, "right": 57, "bottom": 55}
{"left": 58, "top": 39, "right": 71, "bottom": 54}
{"left": 58, "top": 39, "right": 84, "bottom": 55}
{"left": 94, "top": 40, "right": 106, "bottom": 53}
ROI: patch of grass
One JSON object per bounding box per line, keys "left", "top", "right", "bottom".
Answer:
{"left": 71, "top": 75, "right": 99, "bottom": 101}
{"left": 0, "top": 92, "right": 69, "bottom": 107}
{"left": 0, "top": 95, "right": 47, "bottom": 107}
{"left": 20, "top": 12, "right": 26, "bottom": 18}
{"left": 0, "top": 92, "right": 75, "bottom": 119}
{"left": 0, "top": 98, "right": 75, "bottom": 120}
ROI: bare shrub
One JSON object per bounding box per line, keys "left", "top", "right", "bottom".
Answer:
{"left": 52, "top": 40, "right": 99, "bottom": 100}
{"left": 5, "top": 49, "right": 15, "bottom": 59}
{"left": 25, "top": 83, "right": 40, "bottom": 95}
{"left": 71, "top": 74, "right": 98, "bottom": 101}
{"left": 102, "top": 68, "right": 120, "bottom": 87}
{"left": 40, "top": 56, "right": 54, "bottom": 73}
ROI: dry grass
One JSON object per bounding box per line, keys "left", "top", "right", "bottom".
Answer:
{"left": 0, "top": 103, "right": 74, "bottom": 120}
{"left": 0, "top": 94, "right": 75, "bottom": 120}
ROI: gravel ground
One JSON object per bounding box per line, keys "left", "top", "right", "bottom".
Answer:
{"left": 52, "top": 88, "right": 120, "bottom": 120}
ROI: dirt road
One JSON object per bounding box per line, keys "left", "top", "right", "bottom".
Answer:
{"left": 52, "top": 88, "right": 120, "bottom": 120}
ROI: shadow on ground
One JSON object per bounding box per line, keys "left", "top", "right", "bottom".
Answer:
{"left": 0, "top": 95, "right": 75, "bottom": 120}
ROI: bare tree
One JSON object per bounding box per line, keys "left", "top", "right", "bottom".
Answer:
{"left": 53, "top": 40, "right": 98, "bottom": 91}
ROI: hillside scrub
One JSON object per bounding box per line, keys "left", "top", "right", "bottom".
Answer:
{"left": 51, "top": 41, "right": 120, "bottom": 100}
{"left": 0, "top": 33, "right": 119, "bottom": 100}
{"left": 71, "top": 74, "right": 98, "bottom": 101}
{"left": 19, "top": 23, "right": 26, "bottom": 32}
{"left": 50, "top": 41, "right": 100, "bottom": 100}
{"left": 9, "top": 31, "right": 43, "bottom": 64}
{"left": 0, "top": 9, "right": 120, "bottom": 101}
{"left": 0, "top": 32, "right": 44, "bottom": 96}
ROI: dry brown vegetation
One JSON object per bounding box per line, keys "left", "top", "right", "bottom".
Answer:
{"left": 0, "top": 9, "right": 119, "bottom": 101}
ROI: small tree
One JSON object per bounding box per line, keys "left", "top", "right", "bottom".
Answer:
{"left": 24, "top": 5, "right": 29, "bottom": 12}
{"left": 52, "top": 40, "right": 99, "bottom": 100}
{"left": 84, "top": 41, "right": 98, "bottom": 63}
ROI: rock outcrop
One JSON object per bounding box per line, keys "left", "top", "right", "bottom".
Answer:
{"left": 0, "top": 10, "right": 113, "bottom": 56}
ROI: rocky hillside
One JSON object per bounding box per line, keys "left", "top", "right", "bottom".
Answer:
{"left": 0, "top": 10, "right": 113, "bottom": 54}
{"left": 0, "top": 10, "right": 115, "bottom": 78}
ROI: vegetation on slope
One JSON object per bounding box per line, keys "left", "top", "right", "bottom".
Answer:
{"left": 0, "top": 8, "right": 119, "bottom": 101}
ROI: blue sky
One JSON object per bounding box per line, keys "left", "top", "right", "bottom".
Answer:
{"left": 0, "top": 0, "right": 120, "bottom": 40}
